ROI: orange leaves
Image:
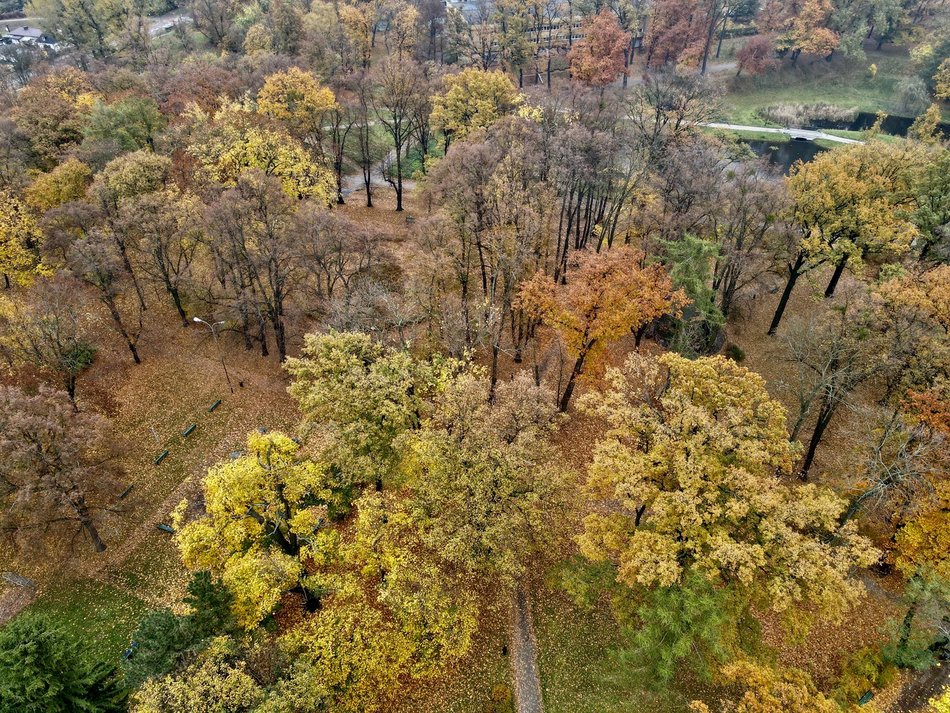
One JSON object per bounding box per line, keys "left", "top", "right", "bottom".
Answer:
{"left": 568, "top": 9, "right": 632, "bottom": 87}
{"left": 517, "top": 247, "right": 687, "bottom": 362}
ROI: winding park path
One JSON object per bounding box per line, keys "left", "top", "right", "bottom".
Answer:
{"left": 700, "top": 122, "right": 865, "bottom": 144}
{"left": 510, "top": 584, "right": 544, "bottom": 713}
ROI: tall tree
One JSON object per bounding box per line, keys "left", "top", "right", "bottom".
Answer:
{"left": 371, "top": 58, "right": 425, "bottom": 211}
{"left": 517, "top": 247, "right": 686, "bottom": 411}
{"left": 0, "top": 385, "right": 119, "bottom": 553}
{"left": 0, "top": 274, "right": 96, "bottom": 403}
{"left": 578, "top": 352, "right": 878, "bottom": 676}
{"left": 568, "top": 8, "right": 631, "bottom": 87}
{"left": 768, "top": 141, "right": 921, "bottom": 335}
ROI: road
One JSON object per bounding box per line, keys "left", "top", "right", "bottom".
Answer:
{"left": 146, "top": 10, "right": 191, "bottom": 36}
{"left": 510, "top": 584, "right": 544, "bottom": 713}
{"left": 700, "top": 122, "right": 864, "bottom": 144}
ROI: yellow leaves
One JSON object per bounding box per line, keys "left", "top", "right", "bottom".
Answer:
{"left": 0, "top": 190, "right": 45, "bottom": 286}
{"left": 578, "top": 352, "right": 877, "bottom": 619}
{"left": 257, "top": 67, "right": 338, "bottom": 136}
{"left": 896, "top": 481, "right": 950, "bottom": 579}
{"left": 186, "top": 104, "right": 334, "bottom": 202}
{"left": 24, "top": 158, "right": 93, "bottom": 212}
{"left": 175, "top": 430, "right": 340, "bottom": 627}
{"left": 131, "top": 636, "right": 264, "bottom": 713}
{"left": 430, "top": 68, "right": 522, "bottom": 141}
{"left": 713, "top": 660, "right": 839, "bottom": 713}
{"left": 788, "top": 140, "right": 923, "bottom": 266}
{"left": 221, "top": 547, "right": 303, "bottom": 630}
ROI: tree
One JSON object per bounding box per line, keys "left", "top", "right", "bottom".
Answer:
{"left": 517, "top": 247, "right": 686, "bottom": 411}
{"left": 24, "top": 158, "right": 93, "bottom": 213}
{"left": 401, "top": 371, "right": 567, "bottom": 582}
{"left": 644, "top": 0, "right": 708, "bottom": 68}
{"left": 203, "top": 171, "right": 305, "bottom": 361}
{"left": 631, "top": 572, "right": 746, "bottom": 684}
{"left": 187, "top": 0, "right": 240, "bottom": 49}
{"left": 257, "top": 68, "right": 338, "bottom": 157}
{"left": 783, "top": 295, "right": 888, "bottom": 478}
{"left": 173, "top": 431, "right": 341, "bottom": 628}
{"left": 568, "top": 8, "right": 631, "bottom": 87}
{"left": 186, "top": 104, "right": 334, "bottom": 203}
{"left": 12, "top": 67, "right": 96, "bottom": 169}
{"left": 124, "top": 572, "right": 236, "bottom": 688}
{"left": 372, "top": 58, "right": 425, "bottom": 211}
{"left": 27, "top": 0, "right": 130, "bottom": 59}
{"left": 578, "top": 353, "right": 877, "bottom": 676}
{"left": 0, "top": 613, "right": 126, "bottom": 712}
{"left": 768, "top": 141, "right": 921, "bottom": 335}
{"left": 66, "top": 231, "right": 144, "bottom": 364}
{"left": 430, "top": 68, "right": 521, "bottom": 148}
{"left": 131, "top": 638, "right": 262, "bottom": 713}
{"left": 913, "top": 148, "right": 950, "bottom": 264}
{"left": 735, "top": 35, "right": 777, "bottom": 76}
{"left": 0, "top": 385, "right": 119, "bottom": 552}
{"left": 83, "top": 98, "right": 165, "bottom": 153}
{"left": 119, "top": 189, "right": 201, "bottom": 328}
{"left": 0, "top": 189, "right": 44, "bottom": 288}
{"left": 285, "top": 331, "right": 464, "bottom": 491}
{"left": 693, "top": 660, "right": 838, "bottom": 712}
{"left": 0, "top": 274, "right": 96, "bottom": 402}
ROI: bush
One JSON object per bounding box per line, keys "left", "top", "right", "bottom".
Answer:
{"left": 833, "top": 647, "right": 897, "bottom": 706}
{"left": 483, "top": 684, "right": 515, "bottom": 713}
{"left": 723, "top": 343, "right": 746, "bottom": 362}
{"left": 895, "top": 76, "right": 930, "bottom": 115}
{"left": 758, "top": 102, "right": 857, "bottom": 127}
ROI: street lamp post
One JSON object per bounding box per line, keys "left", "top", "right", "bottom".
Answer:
{"left": 193, "top": 317, "right": 234, "bottom": 394}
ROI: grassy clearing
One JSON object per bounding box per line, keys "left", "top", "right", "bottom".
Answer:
{"left": 25, "top": 578, "right": 149, "bottom": 666}
{"left": 719, "top": 52, "right": 914, "bottom": 125}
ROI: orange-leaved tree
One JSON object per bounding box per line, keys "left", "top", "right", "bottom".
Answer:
{"left": 568, "top": 9, "right": 632, "bottom": 87}
{"left": 517, "top": 247, "right": 686, "bottom": 412}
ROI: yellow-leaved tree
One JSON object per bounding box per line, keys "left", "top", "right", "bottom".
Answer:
{"left": 173, "top": 431, "right": 342, "bottom": 629}
{"left": 186, "top": 103, "right": 334, "bottom": 202}
{"left": 257, "top": 67, "right": 338, "bottom": 152}
{"left": 430, "top": 68, "right": 522, "bottom": 148}
{"left": 0, "top": 189, "right": 45, "bottom": 287}
{"left": 768, "top": 140, "right": 923, "bottom": 334}
{"left": 577, "top": 352, "right": 878, "bottom": 678}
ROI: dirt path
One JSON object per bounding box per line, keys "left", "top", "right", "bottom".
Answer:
{"left": 889, "top": 663, "right": 948, "bottom": 712}
{"left": 510, "top": 584, "right": 544, "bottom": 713}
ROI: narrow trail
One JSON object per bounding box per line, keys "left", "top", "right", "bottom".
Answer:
{"left": 510, "top": 584, "right": 544, "bottom": 713}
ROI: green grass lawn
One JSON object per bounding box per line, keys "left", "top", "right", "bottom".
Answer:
{"left": 719, "top": 52, "right": 915, "bottom": 125}
{"left": 534, "top": 591, "right": 694, "bottom": 713}
{"left": 26, "top": 578, "right": 149, "bottom": 666}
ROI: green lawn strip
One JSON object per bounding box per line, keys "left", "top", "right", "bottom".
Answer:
{"left": 26, "top": 577, "right": 150, "bottom": 666}
{"left": 700, "top": 126, "right": 793, "bottom": 142}
{"left": 533, "top": 591, "right": 691, "bottom": 713}
{"left": 109, "top": 528, "right": 188, "bottom": 605}
{"left": 719, "top": 54, "right": 911, "bottom": 126}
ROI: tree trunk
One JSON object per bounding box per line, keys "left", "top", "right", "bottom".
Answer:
{"left": 799, "top": 397, "right": 835, "bottom": 479}
{"left": 824, "top": 254, "right": 848, "bottom": 298}
{"left": 558, "top": 348, "right": 589, "bottom": 412}
{"left": 768, "top": 254, "right": 805, "bottom": 335}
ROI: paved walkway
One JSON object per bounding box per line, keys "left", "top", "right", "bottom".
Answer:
{"left": 701, "top": 122, "right": 864, "bottom": 144}
{"left": 510, "top": 584, "right": 544, "bottom": 713}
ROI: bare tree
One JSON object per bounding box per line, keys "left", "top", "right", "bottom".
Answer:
{"left": 0, "top": 385, "right": 120, "bottom": 553}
